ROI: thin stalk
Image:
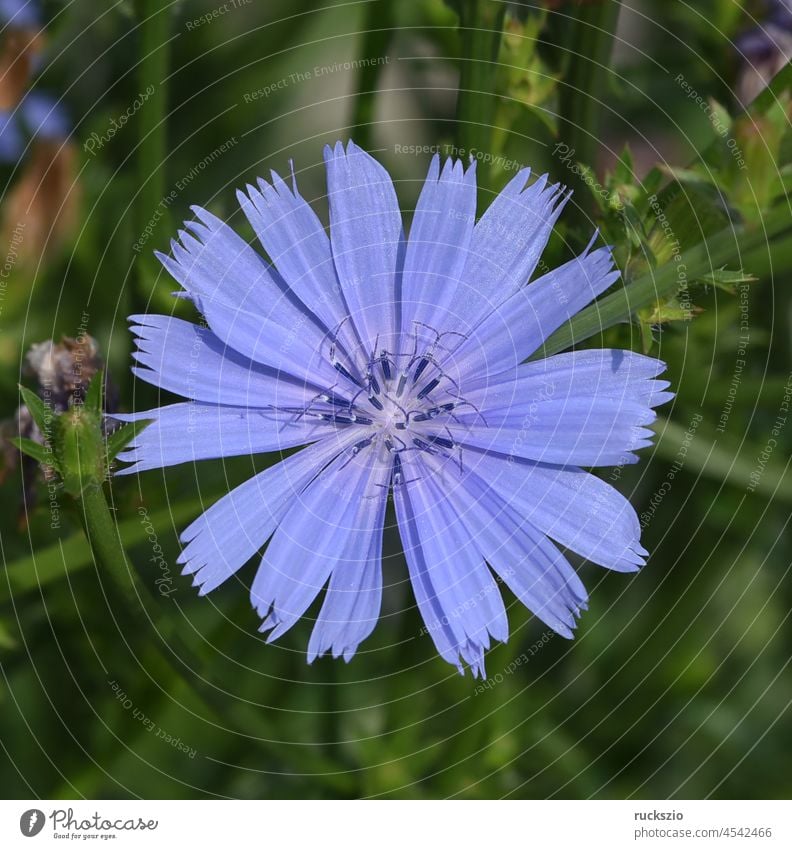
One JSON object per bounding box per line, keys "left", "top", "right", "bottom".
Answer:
{"left": 76, "top": 484, "right": 253, "bottom": 729}
{"left": 351, "top": 0, "right": 393, "bottom": 150}
{"left": 555, "top": 0, "right": 620, "bottom": 233}
{"left": 455, "top": 0, "right": 506, "bottom": 197}
{"left": 134, "top": 0, "right": 170, "bottom": 311}
{"left": 653, "top": 418, "right": 792, "bottom": 505}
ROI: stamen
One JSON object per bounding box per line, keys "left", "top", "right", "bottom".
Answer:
{"left": 334, "top": 361, "right": 363, "bottom": 387}
{"left": 417, "top": 377, "right": 440, "bottom": 400}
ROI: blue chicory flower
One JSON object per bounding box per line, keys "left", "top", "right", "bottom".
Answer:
{"left": 0, "top": 93, "right": 69, "bottom": 164}
{"left": 19, "top": 91, "right": 71, "bottom": 142}
{"left": 0, "top": 0, "right": 41, "bottom": 29}
{"left": 0, "top": 109, "right": 24, "bottom": 162}
{"left": 119, "top": 141, "right": 672, "bottom": 677}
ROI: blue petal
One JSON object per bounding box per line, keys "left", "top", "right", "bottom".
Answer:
{"left": 128, "top": 315, "right": 334, "bottom": 408}
{"left": 400, "top": 156, "right": 477, "bottom": 338}
{"left": 394, "top": 454, "right": 508, "bottom": 678}
{"left": 447, "top": 171, "right": 568, "bottom": 335}
{"left": 448, "top": 349, "right": 673, "bottom": 466}
{"left": 113, "top": 402, "right": 337, "bottom": 475}
{"left": 157, "top": 208, "right": 344, "bottom": 388}
{"left": 237, "top": 170, "right": 355, "bottom": 339}
{"left": 324, "top": 140, "right": 403, "bottom": 354}
{"left": 449, "top": 397, "right": 657, "bottom": 467}
{"left": 451, "top": 244, "right": 619, "bottom": 378}
{"left": 177, "top": 433, "right": 358, "bottom": 595}
{"left": 465, "top": 349, "right": 673, "bottom": 410}
{"left": 462, "top": 449, "right": 647, "bottom": 572}
{"left": 253, "top": 444, "right": 390, "bottom": 646}
{"left": 307, "top": 538, "right": 383, "bottom": 663}
{"left": 423, "top": 453, "right": 587, "bottom": 637}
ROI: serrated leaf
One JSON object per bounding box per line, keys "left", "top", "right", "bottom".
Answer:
{"left": 105, "top": 419, "right": 153, "bottom": 462}
{"left": 614, "top": 145, "right": 634, "bottom": 185}
{"left": 708, "top": 98, "right": 732, "bottom": 137}
{"left": 639, "top": 320, "right": 655, "bottom": 354}
{"left": 10, "top": 436, "right": 60, "bottom": 470}
{"left": 639, "top": 297, "right": 700, "bottom": 325}
{"left": 18, "top": 385, "right": 53, "bottom": 434}
{"left": 661, "top": 165, "right": 721, "bottom": 187}
{"left": 698, "top": 267, "right": 758, "bottom": 294}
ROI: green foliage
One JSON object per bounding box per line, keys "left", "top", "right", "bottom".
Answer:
{"left": 14, "top": 373, "right": 147, "bottom": 497}
{"left": 2, "top": 0, "right": 791, "bottom": 802}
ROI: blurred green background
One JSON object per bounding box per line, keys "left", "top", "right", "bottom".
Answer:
{"left": 1, "top": 0, "right": 791, "bottom": 799}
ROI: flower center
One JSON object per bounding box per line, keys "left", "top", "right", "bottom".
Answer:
{"left": 273, "top": 322, "right": 483, "bottom": 481}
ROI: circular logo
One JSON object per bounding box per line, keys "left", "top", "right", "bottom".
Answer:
{"left": 19, "top": 809, "right": 46, "bottom": 837}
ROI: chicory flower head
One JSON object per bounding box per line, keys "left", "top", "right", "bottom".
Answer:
{"left": 119, "top": 141, "right": 672, "bottom": 677}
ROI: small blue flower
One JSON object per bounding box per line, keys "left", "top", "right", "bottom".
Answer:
{"left": 0, "top": 109, "right": 24, "bottom": 162}
{"left": 0, "top": 0, "right": 41, "bottom": 29}
{"left": 0, "top": 93, "right": 70, "bottom": 164}
{"left": 120, "top": 141, "right": 672, "bottom": 677}
{"left": 19, "top": 91, "right": 71, "bottom": 142}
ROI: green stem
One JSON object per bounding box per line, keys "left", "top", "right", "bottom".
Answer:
{"left": 76, "top": 484, "right": 252, "bottom": 728}
{"left": 455, "top": 0, "right": 506, "bottom": 196}
{"left": 79, "top": 484, "right": 134, "bottom": 583}
{"left": 0, "top": 495, "right": 207, "bottom": 602}
{"left": 654, "top": 418, "right": 792, "bottom": 505}
{"left": 135, "top": 0, "right": 171, "bottom": 312}
{"left": 351, "top": 0, "right": 392, "bottom": 150}
{"left": 555, "top": 0, "right": 620, "bottom": 231}
{"left": 535, "top": 208, "right": 792, "bottom": 358}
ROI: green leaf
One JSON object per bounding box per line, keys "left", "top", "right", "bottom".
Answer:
{"left": 18, "top": 385, "right": 53, "bottom": 434}
{"left": 0, "top": 495, "right": 209, "bottom": 603}
{"left": 613, "top": 145, "right": 635, "bottom": 185}
{"left": 535, "top": 205, "right": 792, "bottom": 357}
{"left": 0, "top": 620, "right": 17, "bottom": 651}
{"left": 747, "top": 58, "right": 792, "bottom": 116}
{"left": 653, "top": 417, "right": 792, "bottom": 505}
{"left": 9, "top": 436, "right": 60, "bottom": 470}
{"left": 84, "top": 370, "right": 104, "bottom": 413}
{"left": 698, "top": 268, "right": 758, "bottom": 294}
{"left": 106, "top": 419, "right": 153, "bottom": 462}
